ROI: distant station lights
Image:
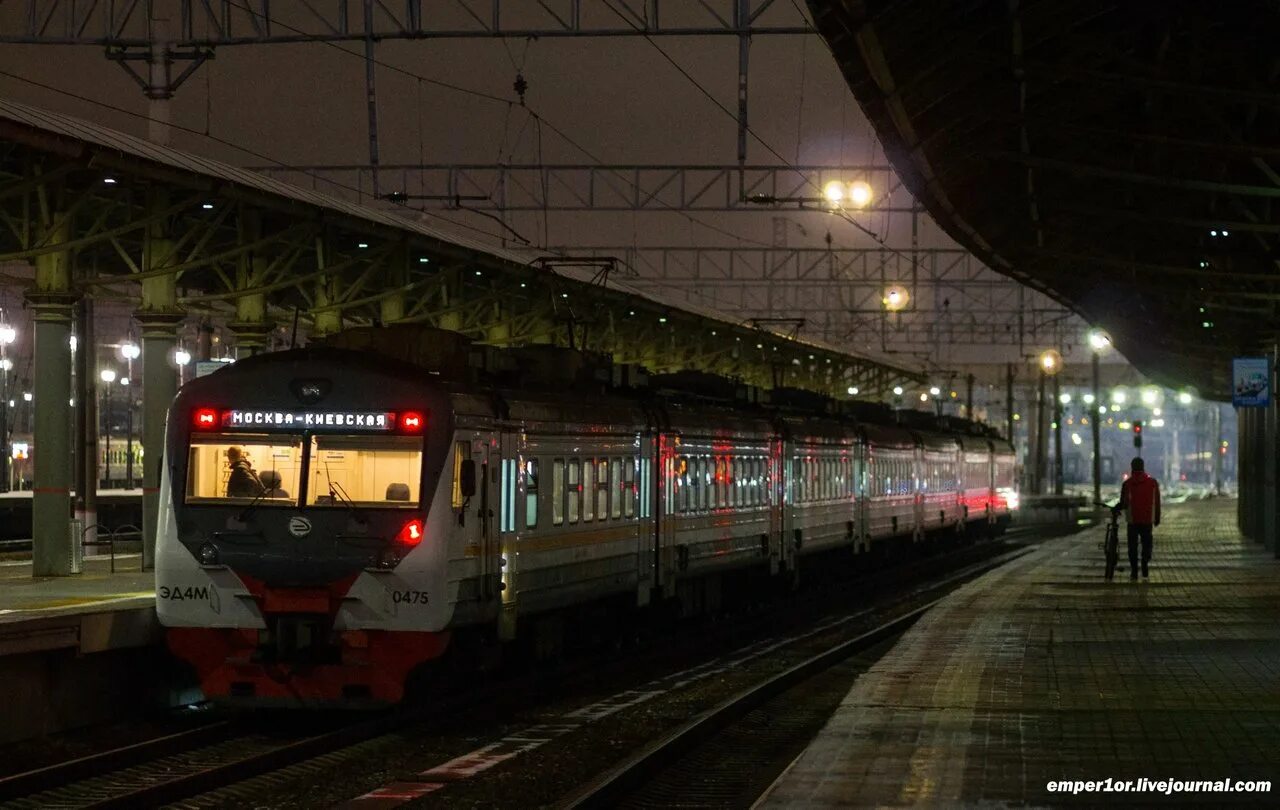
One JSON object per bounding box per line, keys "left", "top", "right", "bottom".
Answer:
{"left": 120, "top": 342, "right": 140, "bottom": 360}
{"left": 882, "top": 285, "right": 910, "bottom": 312}
{"left": 892, "top": 386, "right": 904, "bottom": 396}
{"left": 1038, "top": 349, "right": 1062, "bottom": 375}
{"left": 1178, "top": 391, "right": 1194, "bottom": 405}
{"left": 1111, "top": 389, "right": 1127, "bottom": 405}
{"left": 1083, "top": 393, "right": 1096, "bottom": 405}
{"left": 1087, "top": 329, "right": 1111, "bottom": 352}
{"left": 822, "top": 180, "right": 874, "bottom": 209}
{"left": 0, "top": 324, "right": 15, "bottom": 345}
{"left": 174, "top": 349, "right": 192, "bottom": 367}
{"left": 929, "top": 386, "right": 941, "bottom": 397}
{"left": 1059, "top": 393, "right": 1071, "bottom": 405}
{"left": 100, "top": 368, "right": 117, "bottom": 384}
{"left": 1140, "top": 387, "right": 1161, "bottom": 406}
{"left": 847, "top": 386, "right": 859, "bottom": 396}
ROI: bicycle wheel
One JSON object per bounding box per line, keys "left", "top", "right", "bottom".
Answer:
{"left": 1104, "top": 525, "right": 1119, "bottom": 581}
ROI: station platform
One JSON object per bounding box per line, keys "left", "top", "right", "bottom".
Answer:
{"left": 761, "top": 499, "right": 1280, "bottom": 806}
{"left": 0, "top": 559, "right": 166, "bottom": 743}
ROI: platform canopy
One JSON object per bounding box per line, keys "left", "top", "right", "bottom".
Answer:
{"left": 0, "top": 97, "right": 922, "bottom": 398}
{"left": 808, "top": 0, "right": 1280, "bottom": 396}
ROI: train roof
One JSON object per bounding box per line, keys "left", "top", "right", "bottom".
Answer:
{"left": 195, "top": 326, "right": 1013, "bottom": 444}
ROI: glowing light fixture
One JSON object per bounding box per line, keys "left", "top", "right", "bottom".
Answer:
{"left": 847, "top": 181, "right": 873, "bottom": 208}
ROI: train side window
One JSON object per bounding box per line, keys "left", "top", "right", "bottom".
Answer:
{"left": 596, "top": 459, "right": 609, "bottom": 520}
{"left": 706, "top": 458, "right": 716, "bottom": 509}
{"left": 747, "top": 455, "right": 757, "bottom": 506}
{"left": 583, "top": 458, "right": 595, "bottom": 522}
{"left": 568, "top": 459, "right": 581, "bottom": 524}
{"left": 450, "top": 441, "right": 471, "bottom": 509}
{"left": 638, "top": 457, "right": 649, "bottom": 519}
{"left": 525, "top": 458, "right": 539, "bottom": 528}
{"left": 624, "top": 459, "right": 636, "bottom": 518}
{"left": 718, "top": 457, "right": 726, "bottom": 508}
{"left": 552, "top": 459, "right": 565, "bottom": 526}
{"left": 610, "top": 458, "right": 623, "bottom": 519}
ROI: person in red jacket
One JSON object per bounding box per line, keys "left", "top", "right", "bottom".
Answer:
{"left": 1115, "top": 457, "right": 1161, "bottom": 581}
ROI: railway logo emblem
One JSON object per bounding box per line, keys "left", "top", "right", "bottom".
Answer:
{"left": 288, "top": 516, "right": 312, "bottom": 538}
{"left": 290, "top": 377, "right": 332, "bottom": 404}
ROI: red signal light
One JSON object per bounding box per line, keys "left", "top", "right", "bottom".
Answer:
{"left": 396, "top": 518, "right": 424, "bottom": 546}
{"left": 194, "top": 408, "right": 218, "bottom": 429}
{"left": 400, "top": 411, "right": 424, "bottom": 433}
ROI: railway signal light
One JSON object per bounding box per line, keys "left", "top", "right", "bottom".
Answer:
{"left": 1133, "top": 420, "right": 1143, "bottom": 449}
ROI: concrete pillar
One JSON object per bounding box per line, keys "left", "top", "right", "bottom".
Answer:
{"left": 26, "top": 213, "right": 77, "bottom": 575}
{"left": 137, "top": 191, "right": 182, "bottom": 569}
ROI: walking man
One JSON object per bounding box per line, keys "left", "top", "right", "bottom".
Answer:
{"left": 1115, "top": 457, "right": 1161, "bottom": 581}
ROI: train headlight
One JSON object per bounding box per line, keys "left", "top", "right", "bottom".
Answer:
{"left": 198, "top": 543, "right": 219, "bottom": 565}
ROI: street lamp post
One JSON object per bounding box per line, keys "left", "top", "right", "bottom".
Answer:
{"left": 1036, "top": 350, "right": 1062, "bottom": 495}
{"left": 121, "top": 341, "right": 140, "bottom": 489}
{"left": 0, "top": 322, "right": 15, "bottom": 493}
{"left": 1088, "top": 330, "right": 1110, "bottom": 507}
{"left": 100, "top": 368, "right": 116, "bottom": 488}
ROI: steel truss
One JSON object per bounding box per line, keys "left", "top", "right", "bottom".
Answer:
{"left": 0, "top": 144, "right": 921, "bottom": 400}
{"left": 0, "top": 1, "right": 810, "bottom": 45}
{"left": 251, "top": 163, "right": 905, "bottom": 213}
{"left": 563, "top": 245, "right": 1089, "bottom": 352}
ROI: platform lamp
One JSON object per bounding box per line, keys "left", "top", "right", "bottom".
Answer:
{"left": 120, "top": 340, "right": 140, "bottom": 489}
{"left": 1037, "top": 349, "right": 1063, "bottom": 496}
{"left": 1087, "top": 330, "right": 1111, "bottom": 507}
{"left": 99, "top": 368, "right": 116, "bottom": 488}
{"left": 0, "top": 321, "right": 15, "bottom": 493}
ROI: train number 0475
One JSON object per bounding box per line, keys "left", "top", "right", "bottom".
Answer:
{"left": 392, "top": 590, "right": 429, "bottom": 605}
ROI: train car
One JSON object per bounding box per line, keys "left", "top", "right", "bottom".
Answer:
{"left": 6, "top": 432, "right": 143, "bottom": 490}
{"left": 156, "top": 327, "right": 1019, "bottom": 706}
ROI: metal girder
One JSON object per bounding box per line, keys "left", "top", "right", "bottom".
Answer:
{"left": 550, "top": 245, "right": 1087, "bottom": 355}
{"left": 0, "top": 125, "right": 925, "bottom": 399}
{"left": 251, "top": 163, "right": 905, "bottom": 213}
{"left": 0, "top": 1, "right": 811, "bottom": 45}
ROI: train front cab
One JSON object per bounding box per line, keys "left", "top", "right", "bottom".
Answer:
{"left": 156, "top": 356, "right": 458, "bottom": 706}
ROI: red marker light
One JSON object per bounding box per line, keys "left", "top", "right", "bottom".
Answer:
{"left": 194, "top": 408, "right": 218, "bottom": 429}
{"left": 400, "top": 411, "right": 424, "bottom": 432}
{"left": 396, "top": 518, "right": 424, "bottom": 546}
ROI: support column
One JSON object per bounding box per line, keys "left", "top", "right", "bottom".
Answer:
{"left": 1033, "top": 368, "right": 1046, "bottom": 495}
{"left": 137, "top": 191, "right": 182, "bottom": 569}
{"left": 1213, "top": 403, "right": 1223, "bottom": 496}
{"left": 74, "top": 299, "right": 99, "bottom": 547}
{"left": 310, "top": 239, "right": 343, "bottom": 338}
{"left": 27, "top": 212, "right": 77, "bottom": 575}
{"left": 1005, "top": 362, "right": 1015, "bottom": 441}
{"left": 1052, "top": 374, "right": 1063, "bottom": 496}
{"left": 1091, "top": 351, "right": 1101, "bottom": 507}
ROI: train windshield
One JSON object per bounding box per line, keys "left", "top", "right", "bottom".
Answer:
{"left": 186, "top": 434, "right": 304, "bottom": 505}
{"left": 306, "top": 435, "right": 423, "bottom": 509}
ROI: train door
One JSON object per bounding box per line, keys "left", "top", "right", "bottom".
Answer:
{"left": 768, "top": 436, "right": 784, "bottom": 575}
{"left": 477, "top": 436, "right": 500, "bottom": 603}
{"left": 633, "top": 436, "right": 653, "bottom": 606}
{"left": 912, "top": 445, "right": 925, "bottom": 541}
{"left": 655, "top": 432, "right": 677, "bottom": 599}
{"left": 497, "top": 431, "right": 520, "bottom": 638}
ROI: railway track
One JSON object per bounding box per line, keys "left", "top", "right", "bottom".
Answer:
{"left": 0, "top": 532, "right": 1040, "bottom": 809}
{"left": 559, "top": 547, "right": 1030, "bottom": 809}
{"left": 0, "top": 714, "right": 408, "bottom": 810}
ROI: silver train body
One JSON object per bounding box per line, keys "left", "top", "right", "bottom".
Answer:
{"left": 156, "top": 339, "right": 1016, "bottom": 705}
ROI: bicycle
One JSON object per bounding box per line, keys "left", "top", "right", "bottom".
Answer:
{"left": 1101, "top": 509, "right": 1120, "bottom": 581}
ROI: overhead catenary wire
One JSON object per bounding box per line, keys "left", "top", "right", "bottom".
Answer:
{"left": 597, "top": 0, "right": 932, "bottom": 271}
{"left": 212, "top": 0, "right": 774, "bottom": 250}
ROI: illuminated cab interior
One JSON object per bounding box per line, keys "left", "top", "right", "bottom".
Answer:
{"left": 185, "top": 408, "right": 425, "bottom": 509}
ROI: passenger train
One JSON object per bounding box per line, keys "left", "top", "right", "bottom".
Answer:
{"left": 156, "top": 327, "right": 1017, "bottom": 705}
{"left": 6, "top": 433, "right": 143, "bottom": 490}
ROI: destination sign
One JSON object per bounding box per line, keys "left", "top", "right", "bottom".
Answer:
{"left": 224, "top": 410, "right": 397, "bottom": 431}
